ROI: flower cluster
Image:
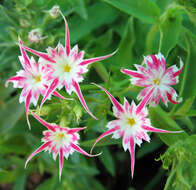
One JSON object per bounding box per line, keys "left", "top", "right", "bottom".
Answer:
{"left": 6, "top": 8, "right": 183, "bottom": 180}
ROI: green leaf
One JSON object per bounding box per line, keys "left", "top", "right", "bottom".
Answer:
{"left": 161, "top": 135, "right": 196, "bottom": 190}
{"left": 103, "top": 0, "right": 160, "bottom": 23}
{"left": 175, "top": 97, "right": 195, "bottom": 116}
{"left": 0, "top": 95, "right": 24, "bottom": 134}
{"left": 116, "top": 17, "right": 135, "bottom": 68}
{"left": 13, "top": 174, "right": 26, "bottom": 190}
{"left": 185, "top": 109, "right": 196, "bottom": 117}
{"left": 136, "top": 136, "right": 163, "bottom": 159}
{"left": 159, "top": 8, "right": 182, "bottom": 57}
{"left": 99, "top": 148, "right": 115, "bottom": 176}
{"left": 70, "top": 2, "right": 118, "bottom": 43}
{"left": 35, "top": 177, "right": 57, "bottom": 190}
{"left": 180, "top": 32, "right": 196, "bottom": 99}
{"left": 149, "top": 106, "right": 188, "bottom": 146}
{"left": 80, "top": 136, "right": 121, "bottom": 147}
{"left": 71, "top": 0, "right": 88, "bottom": 20}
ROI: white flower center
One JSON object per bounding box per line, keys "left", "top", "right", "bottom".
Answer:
{"left": 52, "top": 130, "right": 72, "bottom": 147}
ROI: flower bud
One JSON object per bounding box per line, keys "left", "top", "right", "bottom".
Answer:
{"left": 49, "top": 5, "right": 60, "bottom": 18}
{"left": 28, "top": 29, "right": 47, "bottom": 43}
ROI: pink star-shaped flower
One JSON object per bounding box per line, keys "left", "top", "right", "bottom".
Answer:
{"left": 121, "top": 53, "right": 183, "bottom": 106}
{"left": 5, "top": 39, "right": 65, "bottom": 129}
{"left": 21, "top": 10, "right": 116, "bottom": 119}
{"left": 91, "top": 84, "right": 180, "bottom": 177}
{"left": 25, "top": 112, "right": 100, "bottom": 180}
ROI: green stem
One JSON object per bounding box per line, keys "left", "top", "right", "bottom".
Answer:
{"left": 158, "top": 29, "right": 163, "bottom": 53}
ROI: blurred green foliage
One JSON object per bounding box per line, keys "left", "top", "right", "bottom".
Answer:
{"left": 0, "top": 0, "right": 196, "bottom": 189}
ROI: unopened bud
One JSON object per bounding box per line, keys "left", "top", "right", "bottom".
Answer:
{"left": 49, "top": 5, "right": 60, "bottom": 18}
{"left": 28, "top": 29, "right": 47, "bottom": 43}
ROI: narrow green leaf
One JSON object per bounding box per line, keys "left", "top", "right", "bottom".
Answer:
{"left": 80, "top": 136, "right": 121, "bottom": 147}
{"left": 185, "top": 110, "right": 196, "bottom": 117}
{"left": 13, "top": 174, "right": 26, "bottom": 190}
{"left": 70, "top": 2, "right": 118, "bottom": 43}
{"left": 116, "top": 17, "right": 135, "bottom": 68}
{"left": 136, "top": 136, "right": 163, "bottom": 159}
{"left": 35, "top": 177, "right": 56, "bottom": 190}
{"left": 180, "top": 32, "right": 196, "bottom": 99}
{"left": 160, "top": 8, "right": 182, "bottom": 57}
{"left": 103, "top": 0, "right": 160, "bottom": 23}
{"left": 0, "top": 95, "right": 24, "bottom": 134}
{"left": 99, "top": 148, "right": 115, "bottom": 176}
{"left": 71, "top": 0, "right": 88, "bottom": 20}
{"left": 175, "top": 97, "right": 195, "bottom": 116}
{"left": 149, "top": 106, "right": 188, "bottom": 146}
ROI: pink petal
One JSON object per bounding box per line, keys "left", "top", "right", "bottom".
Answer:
{"left": 150, "top": 54, "right": 159, "bottom": 69}
{"left": 72, "top": 80, "right": 97, "bottom": 120}
{"left": 142, "top": 125, "right": 181, "bottom": 133}
{"left": 52, "top": 91, "right": 73, "bottom": 101}
{"left": 90, "top": 126, "right": 119, "bottom": 154}
{"left": 173, "top": 59, "right": 183, "bottom": 77}
{"left": 121, "top": 69, "right": 145, "bottom": 78}
{"left": 124, "top": 97, "right": 130, "bottom": 113}
{"left": 18, "top": 38, "right": 31, "bottom": 69}
{"left": 22, "top": 45, "right": 55, "bottom": 63}
{"left": 52, "top": 91, "right": 66, "bottom": 99}
{"left": 79, "top": 50, "right": 117, "bottom": 66}
{"left": 40, "top": 78, "right": 59, "bottom": 109}
{"left": 70, "top": 143, "right": 101, "bottom": 157}
{"left": 31, "top": 112, "right": 56, "bottom": 131}
{"left": 93, "top": 83, "right": 124, "bottom": 113}
{"left": 67, "top": 127, "right": 86, "bottom": 134}
{"left": 5, "top": 76, "right": 26, "bottom": 87}
{"left": 136, "top": 88, "right": 154, "bottom": 114}
{"left": 25, "top": 141, "right": 51, "bottom": 168}
{"left": 129, "top": 136, "right": 135, "bottom": 178}
{"left": 77, "top": 50, "right": 84, "bottom": 60}
{"left": 166, "top": 92, "right": 180, "bottom": 104}
{"left": 59, "top": 11, "right": 70, "bottom": 56}
{"left": 59, "top": 148, "right": 64, "bottom": 181}
{"left": 25, "top": 90, "right": 32, "bottom": 129}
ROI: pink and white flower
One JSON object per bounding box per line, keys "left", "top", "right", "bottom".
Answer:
{"left": 91, "top": 83, "right": 180, "bottom": 177}
{"left": 121, "top": 53, "right": 183, "bottom": 106}
{"left": 5, "top": 39, "right": 65, "bottom": 129}
{"left": 21, "top": 10, "right": 116, "bottom": 119}
{"left": 25, "top": 112, "right": 100, "bottom": 180}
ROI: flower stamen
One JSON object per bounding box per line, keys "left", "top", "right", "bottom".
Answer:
{"left": 127, "top": 118, "right": 136, "bottom": 127}
{"left": 64, "top": 64, "right": 71, "bottom": 73}
{"left": 153, "top": 78, "right": 161, "bottom": 85}
{"left": 56, "top": 132, "right": 66, "bottom": 140}
{"left": 35, "top": 75, "right": 41, "bottom": 82}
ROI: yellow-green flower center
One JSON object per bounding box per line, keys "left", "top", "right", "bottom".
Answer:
{"left": 127, "top": 118, "right": 136, "bottom": 127}
{"left": 64, "top": 64, "right": 71, "bottom": 73}
{"left": 35, "top": 75, "right": 41, "bottom": 82}
{"left": 56, "top": 132, "right": 66, "bottom": 140}
{"left": 153, "top": 78, "right": 161, "bottom": 85}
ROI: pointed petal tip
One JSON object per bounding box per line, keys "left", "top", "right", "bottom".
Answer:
{"left": 5, "top": 81, "right": 9, "bottom": 88}
{"left": 71, "top": 143, "right": 101, "bottom": 157}
{"left": 24, "top": 161, "right": 28, "bottom": 169}
{"left": 27, "top": 118, "right": 31, "bottom": 130}
{"left": 89, "top": 148, "right": 102, "bottom": 157}
{"left": 72, "top": 80, "right": 97, "bottom": 120}
{"left": 131, "top": 170, "right": 134, "bottom": 179}
{"left": 92, "top": 82, "right": 124, "bottom": 113}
